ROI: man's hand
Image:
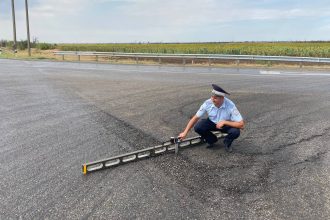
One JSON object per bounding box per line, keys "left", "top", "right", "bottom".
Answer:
{"left": 216, "top": 120, "right": 245, "bottom": 129}
{"left": 178, "top": 131, "right": 187, "bottom": 140}
{"left": 216, "top": 120, "right": 226, "bottom": 129}
{"left": 178, "top": 115, "right": 200, "bottom": 140}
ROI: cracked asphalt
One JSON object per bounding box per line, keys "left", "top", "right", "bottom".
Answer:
{"left": 1, "top": 59, "right": 329, "bottom": 219}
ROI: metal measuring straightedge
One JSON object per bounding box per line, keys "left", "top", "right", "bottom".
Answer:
{"left": 82, "top": 131, "right": 227, "bottom": 175}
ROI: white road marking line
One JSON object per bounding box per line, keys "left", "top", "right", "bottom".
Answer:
{"left": 259, "top": 70, "right": 330, "bottom": 76}
{"left": 260, "top": 71, "right": 281, "bottom": 75}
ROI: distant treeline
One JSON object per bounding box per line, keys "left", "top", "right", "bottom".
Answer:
{"left": 0, "top": 39, "right": 56, "bottom": 50}
{"left": 57, "top": 41, "right": 330, "bottom": 57}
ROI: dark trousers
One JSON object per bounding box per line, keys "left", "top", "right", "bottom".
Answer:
{"left": 194, "top": 118, "right": 240, "bottom": 146}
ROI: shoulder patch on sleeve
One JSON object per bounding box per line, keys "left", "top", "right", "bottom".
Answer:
{"left": 233, "top": 108, "right": 240, "bottom": 116}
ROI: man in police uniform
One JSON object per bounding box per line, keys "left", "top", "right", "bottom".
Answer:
{"left": 178, "top": 84, "right": 244, "bottom": 152}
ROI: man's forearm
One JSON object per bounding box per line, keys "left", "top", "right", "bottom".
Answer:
{"left": 183, "top": 115, "right": 199, "bottom": 133}
{"left": 219, "top": 120, "right": 245, "bottom": 129}
{"left": 179, "top": 115, "right": 199, "bottom": 140}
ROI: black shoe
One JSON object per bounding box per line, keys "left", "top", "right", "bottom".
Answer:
{"left": 225, "top": 144, "right": 232, "bottom": 152}
{"left": 224, "top": 140, "right": 233, "bottom": 152}
{"left": 206, "top": 143, "right": 215, "bottom": 148}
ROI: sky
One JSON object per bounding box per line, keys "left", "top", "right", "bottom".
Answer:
{"left": 1, "top": 0, "right": 330, "bottom": 43}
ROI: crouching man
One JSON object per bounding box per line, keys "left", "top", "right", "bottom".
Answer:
{"left": 178, "top": 84, "right": 244, "bottom": 152}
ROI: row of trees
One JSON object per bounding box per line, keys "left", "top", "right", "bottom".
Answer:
{"left": 0, "top": 38, "right": 57, "bottom": 50}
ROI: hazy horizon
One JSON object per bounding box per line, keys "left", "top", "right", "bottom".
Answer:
{"left": 1, "top": 0, "right": 330, "bottom": 43}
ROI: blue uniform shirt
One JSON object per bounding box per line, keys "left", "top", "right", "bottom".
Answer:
{"left": 196, "top": 97, "right": 243, "bottom": 123}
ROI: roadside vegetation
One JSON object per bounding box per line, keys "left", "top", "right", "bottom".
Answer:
{"left": 0, "top": 39, "right": 57, "bottom": 51}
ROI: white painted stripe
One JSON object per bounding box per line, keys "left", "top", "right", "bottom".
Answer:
{"left": 260, "top": 71, "right": 281, "bottom": 75}
{"left": 259, "top": 70, "right": 330, "bottom": 77}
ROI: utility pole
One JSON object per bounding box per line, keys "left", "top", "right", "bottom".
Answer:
{"left": 25, "top": 0, "right": 31, "bottom": 56}
{"left": 11, "top": 0, "right": 17, "bottom": 52}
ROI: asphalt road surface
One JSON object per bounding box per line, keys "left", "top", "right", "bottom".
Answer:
{"left": 1, "top": 59, "right": 330, "bottom": 219}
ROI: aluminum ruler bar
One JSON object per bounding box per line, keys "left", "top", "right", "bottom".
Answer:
{"left": 82, "top": 131, "right": 227, "bottom": 175}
